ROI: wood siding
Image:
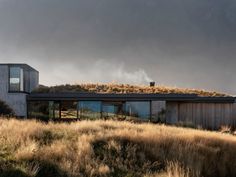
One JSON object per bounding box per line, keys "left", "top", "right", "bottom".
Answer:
{"left": 166, "top": 102, "right": 178, "bottom": 124}
{"left": 166, "top": 102, "right": 236, "bottom": 130}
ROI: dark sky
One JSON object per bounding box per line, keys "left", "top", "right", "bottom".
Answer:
{"left": 0, "top": 0, "right": 236, "bottom": 94}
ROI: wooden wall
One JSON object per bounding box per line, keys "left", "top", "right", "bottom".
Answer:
{"left": 166, "top": 102, "right": 236, "bottom": 130}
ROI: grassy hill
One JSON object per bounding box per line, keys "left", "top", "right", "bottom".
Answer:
{"left": 0, "top": 118, "right": 236, "bottom": 177}
{"left": 33, "top": 83, "right": 229, "bottom": 97}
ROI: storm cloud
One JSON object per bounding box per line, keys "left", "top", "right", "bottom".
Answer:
{"left": 0, "top": 0, "right": 236, "bottom": 94}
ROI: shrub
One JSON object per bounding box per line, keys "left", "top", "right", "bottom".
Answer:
{"left": 220, "top": 125, "right": 232, "bottom": 134}
{"left": 0, "top": 100, "right": 14, "bottom": 116}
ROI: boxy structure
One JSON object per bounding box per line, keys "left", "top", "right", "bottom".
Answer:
{"left": 0, "top": 64, "right": 39, "bottom": 117}
{"left": 1, "top": 63, "right": 236, "bottom": 130}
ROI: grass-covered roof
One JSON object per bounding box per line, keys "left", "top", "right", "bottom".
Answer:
{"left": 33, "top": 83, "right": 230, "bottom": 97}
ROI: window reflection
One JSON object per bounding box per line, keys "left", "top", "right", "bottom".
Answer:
{"left": 61, "top": 101, "right": 78, "bottom": 119}
{"left": 151, "top": 101, "right": 166, "bottom": 123}
{"left": 28, "top": 101, "right": 49, "bottom": 121}
{"left": 49, "top": 101, "right": 60, "bottom": 119}
{"left": 102, "top": 102, "right": 125, "bottom": 120}
{"left": 28, "top": 100, "right": 154, "bottom": 122}
{"left": 79, "top": 101, "right": 101, "bottom": 120}
{"left": 125, "top": 101, "right": 150, "bottom": 121}
{"left": 9, "top": 67, "right": 24, "bottom": 92}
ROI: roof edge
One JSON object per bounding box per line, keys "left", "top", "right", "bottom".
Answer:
{"left": 0, "top": 63, "right": 38, "bottom": 72}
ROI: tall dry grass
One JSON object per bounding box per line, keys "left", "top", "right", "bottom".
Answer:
{"left": 0, "top": 118, "right": 236, "bottom": 177}
{"left": 34, "top": 83, "right": 229, "bottom": 97}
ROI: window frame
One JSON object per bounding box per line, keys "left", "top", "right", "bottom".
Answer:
{"left": 78, "top": 101, "right": 102, "bottom": 120}
{"left": 125, "top": 101, "right": 151, "bottom": 121}
{"left": 60, "top": 100, "right": 78, "bottom": 119}
{"left": 102, "top": 101, "right": 126, "bottom": 120}
{"left": 8, "top": 66, "right": 26, "bottom": 93}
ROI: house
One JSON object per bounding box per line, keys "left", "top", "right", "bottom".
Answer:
{"left": 0, "top": 64, "right": 39, "bottom": 117}
{"left": 1, "top": 63, "right": 236, "bottom": 130}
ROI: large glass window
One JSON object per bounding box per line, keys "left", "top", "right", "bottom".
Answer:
{"left": 28, "top": 101, "right": 49, "bottom": 121}
{"left": 79, "top": 101, "right": 101, "bottom": 120}
{"left": 151, "top": 101, "right": 166, "bottom": 123}
{"left": 9, "top": 67, "right": 24, "bottom": 92}
{"left": 102, "top": 102, "right": 125, "bottom": 120}
{"left": 49, "top": 101, "right": 54, "bottom": 119}
{"left": 54, "top": 102, "right": 60, "bottom": 119}
{"left": 61, "top": 101, "right": 78, "bottom": 119}
{"left": 49, "top": 101, "right": 60, "bottom": 119}
{"left": 125, "top": 101, "right": 150, "bottom": 121}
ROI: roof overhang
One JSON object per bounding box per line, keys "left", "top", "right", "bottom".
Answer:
{"left": 27, "top": 92, "right": 235, "bottom": 103}
{"left": 0, "top": 63, "right": 38, "bottom": 73}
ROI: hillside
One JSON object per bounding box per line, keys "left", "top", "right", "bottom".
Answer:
{"left": 33, "top": 83, "right": 229, "bottom": 97}
{"left": 0, "top": 118, "right": 236, "bottom": 177}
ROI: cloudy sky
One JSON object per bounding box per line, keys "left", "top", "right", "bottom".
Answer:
{"left": 0, "top": 0, "right": 236, "bottom": 94}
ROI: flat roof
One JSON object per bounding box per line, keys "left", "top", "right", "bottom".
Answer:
{"left": 0, "top": 63, "right": 38, "bottom": 72}
{"left": 27, "top": 92, "right": 236, "bottom": 103}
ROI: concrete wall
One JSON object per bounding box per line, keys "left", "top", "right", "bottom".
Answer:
{"left": 29, "top": 70, "right": 39, "bottom": 92}
{"left": 0, "top": 65, "right": 39, "bottom": 117}
{"left": 24, "top": 67, "right": 39, "bottom": 93}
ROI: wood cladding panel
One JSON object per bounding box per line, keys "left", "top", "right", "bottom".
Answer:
{"left": 166, "top": 102, "right": 236, "bottom": 130}
{"left": 166, "top": 102, "right": 178, "bottom": 124}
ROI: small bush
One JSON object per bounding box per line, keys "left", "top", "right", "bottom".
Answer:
{"left": 166, "top": 161, "right": 190, "bottom": 177}
{"left": 220, "top": 125, "right": 232, "bottom": 134}
{"left": 0, "top": 100, "right": 14, "bottom": 116}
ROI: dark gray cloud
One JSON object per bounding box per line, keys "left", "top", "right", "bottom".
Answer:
{"left": 0, "top": 0, "right": 236, "bottom": 94}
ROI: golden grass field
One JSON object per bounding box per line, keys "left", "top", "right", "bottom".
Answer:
{"left": 34, "top": 83, "right": 229, "bottom": 97}
{"left": 0, "top": 118, "right": 236, "bottom": 177}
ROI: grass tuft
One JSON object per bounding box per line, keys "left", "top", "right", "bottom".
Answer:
{"left": 0, "top": 118, "right": 236, "bottom": 177}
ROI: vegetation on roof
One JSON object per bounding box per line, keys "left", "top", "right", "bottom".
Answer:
{"left": 33, "top": 83, "right": 229, "bottom": 97}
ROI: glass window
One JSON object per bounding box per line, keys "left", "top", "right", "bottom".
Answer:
{"left": 9, "top": 67, "right": 24, "bottom": 92}
{"left": 49, "top": 101, "right": 54, "bottom": 119}
{"left": 151, "top": 101, "right": 166, "bottom": 123}
{"left": 28, "top": 101, "right": 49, "bottom": 121}
{"left": 54, "top": 102, "right": 60, "bottom": 119}
{"left": 49, "top": 101, "right": 60, "bottom": 119}
{"left": 125, "top": 101, "right": 150, "bottom": 121}
{"left": 102, "top": 102, "right": 125, "bottom": 120}
{"left": 61, "top": 101, "right": 78, "bottom": 119}
{"left": 79, "top": 101, "right": 101, "bottom": 120}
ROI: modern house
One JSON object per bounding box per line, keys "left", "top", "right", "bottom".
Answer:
{"left": 0, "top": 64, "right": 39, "bottom": 117}
{"left": 1, "top": 63, "right": 236, "bottom": 130}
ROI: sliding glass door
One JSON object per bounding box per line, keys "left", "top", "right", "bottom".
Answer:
{"left": 60, "top": 101, "right": 78, "bottom": 119}
{"left": 28, "top": 100, "right": 153, "bottom": 122}
{"left": 102, "top": 102, "right": 125, "bottom": 120}
{"left": 125, "top": 101, "right": 150, "bottom": 121}
{"left": 78, "top": 101, "right": 101, "bottom": 120}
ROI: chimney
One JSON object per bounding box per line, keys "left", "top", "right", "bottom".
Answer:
{"left": 150, "top": 82, "right": 155, "bottom": 87}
